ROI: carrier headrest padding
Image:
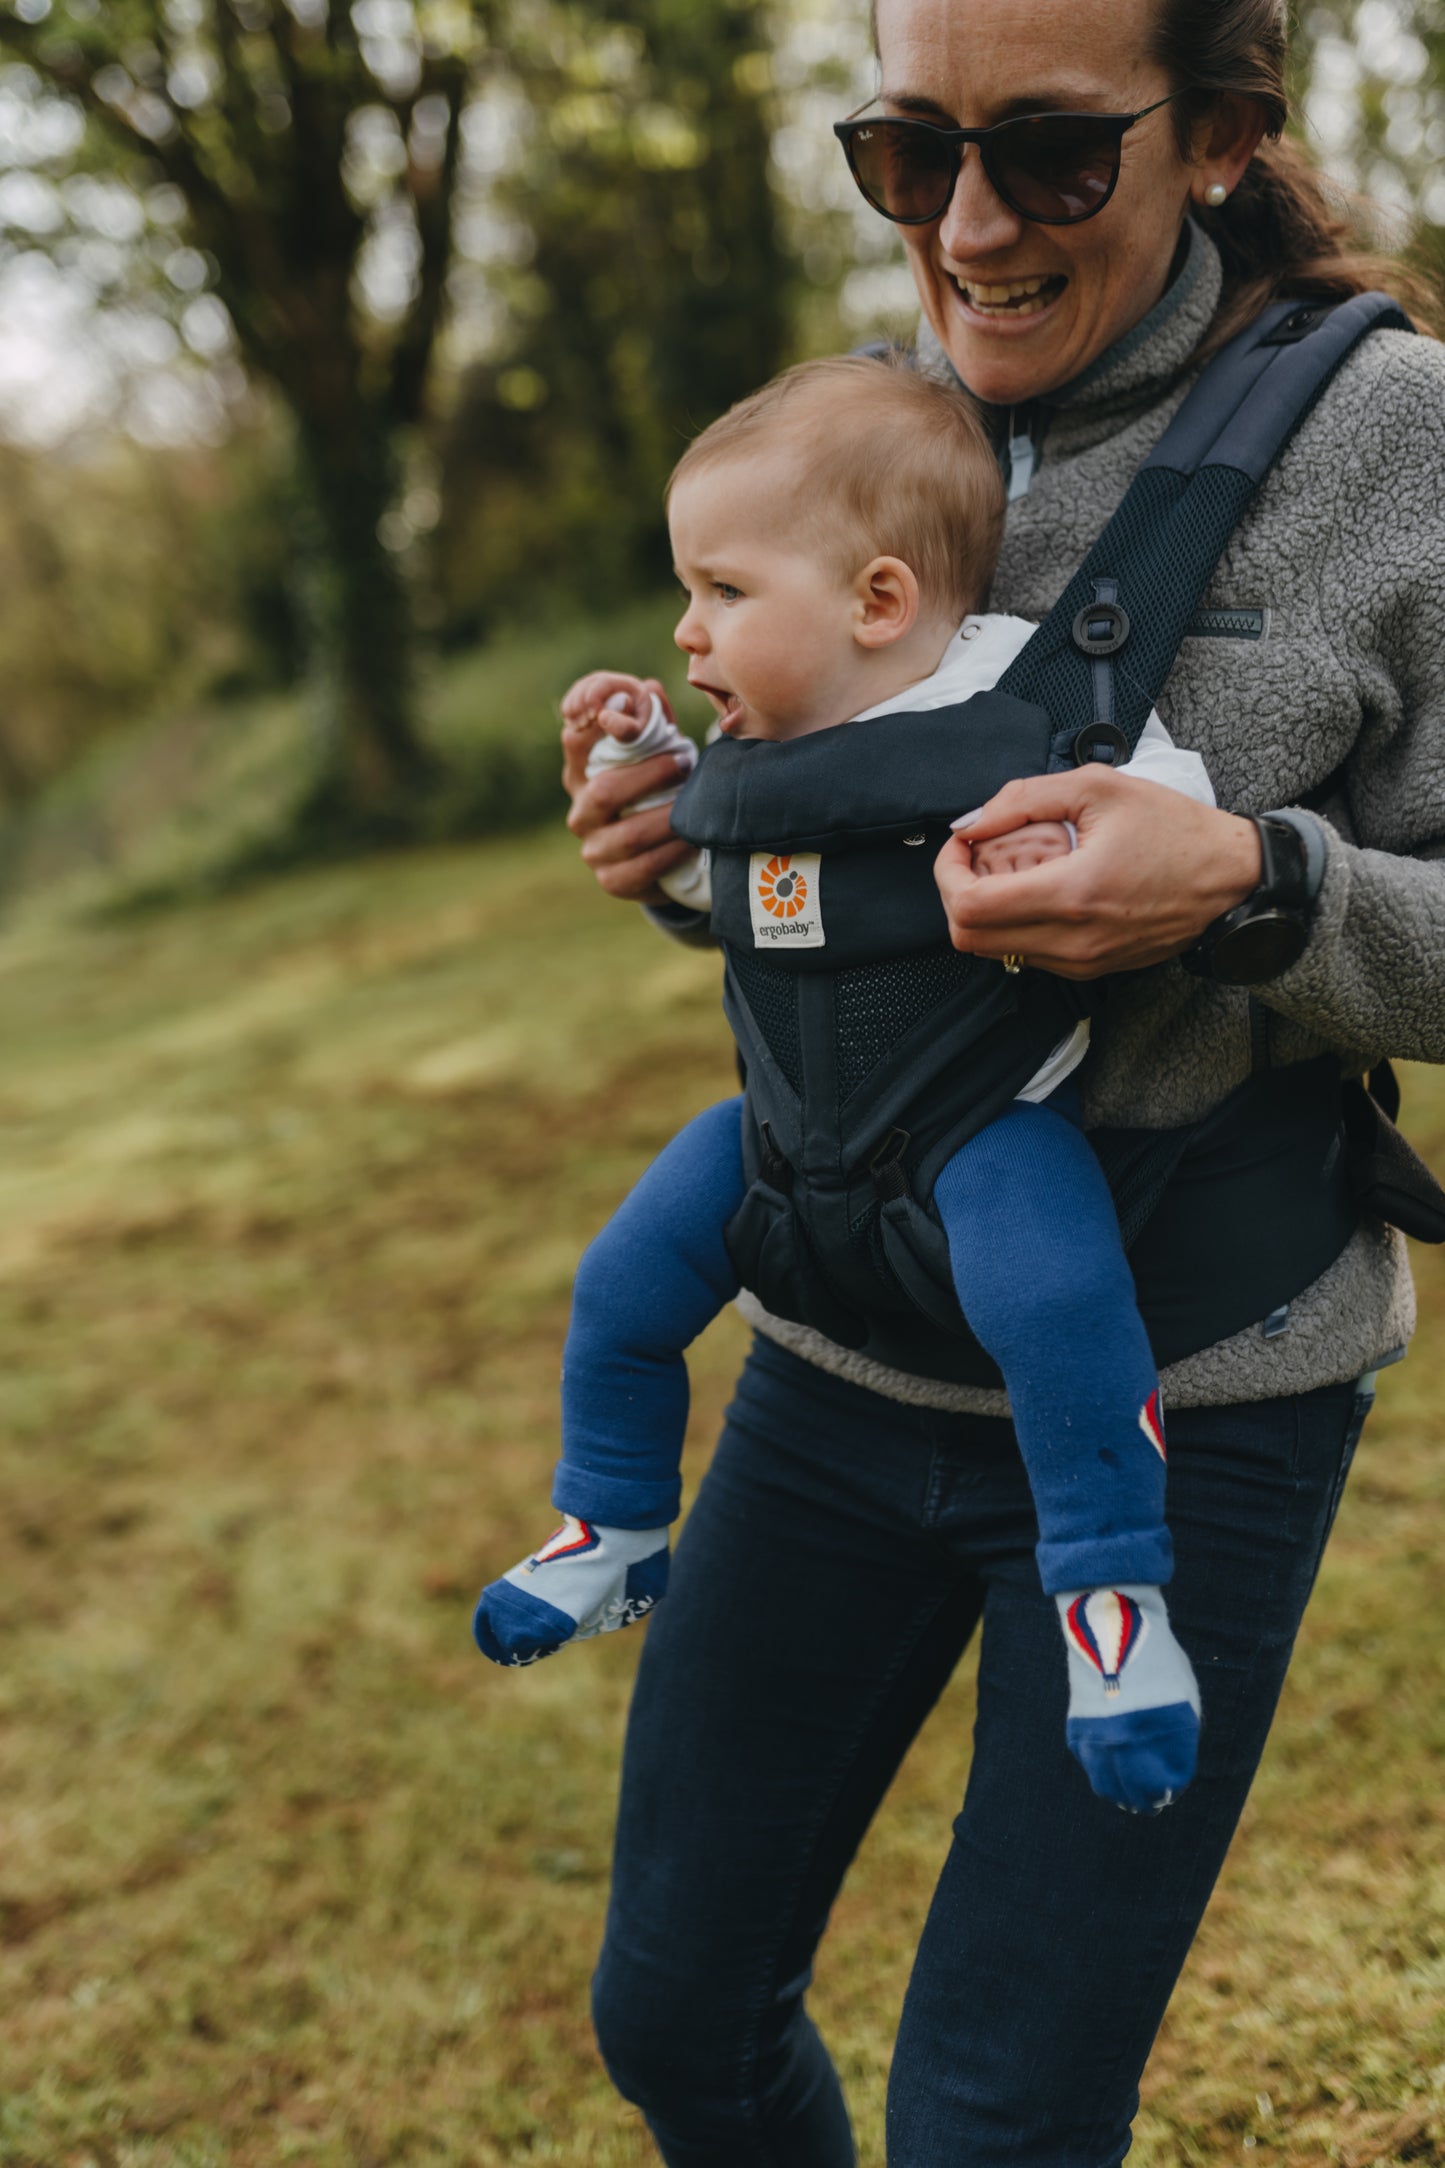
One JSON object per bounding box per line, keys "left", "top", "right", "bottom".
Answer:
{"left": 670, "top": 691, "right": 1054, "bottom": 854}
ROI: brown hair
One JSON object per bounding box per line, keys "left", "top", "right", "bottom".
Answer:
{"left": 1148, "top": 0, "right": 1443, "bottom": 351}
{"left": 668, "top": 354, "right": 1005, "bottom": 620}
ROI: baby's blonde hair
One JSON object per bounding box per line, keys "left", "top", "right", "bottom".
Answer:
{"left": 667, "top": 354, "right": 1005, "bottom": 622}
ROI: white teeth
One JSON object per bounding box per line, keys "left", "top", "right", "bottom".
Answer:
{"left": 956, "top": 274, "right": 1058, "bottom": 313}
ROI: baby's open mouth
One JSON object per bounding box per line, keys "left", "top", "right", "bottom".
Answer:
{"left": 951, "top": 273, "right": 1067, "bottom": 318}
{"left": 693, "top": 681, "right": 745, "bottom": 731}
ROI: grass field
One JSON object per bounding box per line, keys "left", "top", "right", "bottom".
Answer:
{"left": 0, "top": 828, "right": 1443, "bottom": 2167}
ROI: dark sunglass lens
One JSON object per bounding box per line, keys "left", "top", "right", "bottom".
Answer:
{"left": 989, "top": 115, "right": 1121, "bottom": 222}
{"left": 847, "top": 122, "right": 955, "bottom": 222}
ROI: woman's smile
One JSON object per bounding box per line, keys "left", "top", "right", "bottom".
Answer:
{"left": 944, "top": 269, "right": 1070, "bottom": 329}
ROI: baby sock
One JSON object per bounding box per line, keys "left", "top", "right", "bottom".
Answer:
{"left": 473, "top": 1517, "right": 669, "bottom": 1668}
{"left": 1056, "top": 1584, "right": 1201, "bottom": 1813}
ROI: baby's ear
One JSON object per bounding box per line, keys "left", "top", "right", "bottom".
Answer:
{"left": 852, "top": 555, "right": 919, "bottom": 648}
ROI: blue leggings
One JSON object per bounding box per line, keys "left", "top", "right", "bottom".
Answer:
{"left": 553, "top": 1093, "right": 1168, "bottom": 1594}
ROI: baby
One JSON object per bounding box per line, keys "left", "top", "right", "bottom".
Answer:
{"left": 475, "top": 357, "right": 1214, "bottom": 1814}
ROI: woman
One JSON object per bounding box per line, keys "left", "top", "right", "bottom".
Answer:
{"left": 562, "top": 1, "right": 1445, "bottom": 2159}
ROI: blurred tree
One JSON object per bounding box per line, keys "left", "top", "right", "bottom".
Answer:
{"left": 0, "top": 0, "right": 791, "bottom": 835}
{"left": 1289, "top": 2, "right": 1445, "bottom": 290}
{"left": 435, "top": 0, "right": 789, "bottom": 641}
{"left": 0, "top": 0, "right": 475, "bottom": 842}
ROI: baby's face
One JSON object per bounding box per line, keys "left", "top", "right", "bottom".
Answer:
{"left": 670, "top": 457, "right": 872, "bottom": 742}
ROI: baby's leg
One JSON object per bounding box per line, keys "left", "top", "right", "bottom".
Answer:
{"left": 475, "top": 1096, "right": 745, "bottom": 1666}
{"left": 933, "top": 1100, "right": 1200, "bottom": 1811}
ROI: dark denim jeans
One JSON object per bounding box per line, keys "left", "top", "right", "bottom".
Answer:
{"left": 591, "top": 1335, "right": 1374, "bottom": 2167}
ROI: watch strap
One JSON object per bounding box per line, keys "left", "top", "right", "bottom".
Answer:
{"left": 1253, "top": 815, "right": 1308, "bottom": 912}
{"left": 1258, "top": 807, "right": 1327, "bottom": 908}
{"left": 1180, "top": 811, "right": 1320, "bottom": 985}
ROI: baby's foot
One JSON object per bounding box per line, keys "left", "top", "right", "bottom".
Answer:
{"left": 473, "top": 1517, "right": 669, "bottom": 1668}
{"left": 1056, "top": 1584, "right": 1201, "bottom": 1813}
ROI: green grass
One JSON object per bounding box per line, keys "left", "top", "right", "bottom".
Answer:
{"left": 0, "top": 833, "right": 1442, "bottom": 2165}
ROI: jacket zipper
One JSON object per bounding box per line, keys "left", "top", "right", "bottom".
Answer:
{"left": 1007, "top": 405, "right": 1037, "bottom": 501}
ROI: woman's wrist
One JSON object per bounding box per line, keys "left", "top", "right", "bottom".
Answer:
{"left": 1198, "top": 811, "right": 1265, "bottom": 928}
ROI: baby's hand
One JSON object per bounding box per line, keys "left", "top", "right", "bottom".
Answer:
{"left": 970, "top": 820, "right": 1074, "bottom": 877}
{"left": 560, "top": 670, "right": 659, "bottom": 744}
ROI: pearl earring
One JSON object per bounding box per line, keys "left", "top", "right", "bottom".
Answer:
{"left": 1205, "top": 182, "right": 1228, "bottom": 207}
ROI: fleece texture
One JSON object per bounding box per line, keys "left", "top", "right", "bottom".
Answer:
{"left": 680, "top": 222, "right": 1443, "bottom": 1413}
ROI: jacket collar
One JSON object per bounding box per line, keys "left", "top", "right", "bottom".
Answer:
{"left": 918, "top": 220, "right": 1224, "bottom": 435}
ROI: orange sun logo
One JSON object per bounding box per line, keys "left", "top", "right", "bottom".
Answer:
{"left": 756, "top": 856, "right": 809, "bottom": 919}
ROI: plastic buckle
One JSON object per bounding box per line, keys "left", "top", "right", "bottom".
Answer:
{"left": 1071, "top": 601, "right": 1130, "bottom": 657}
{"left": 1072, "top": 722, "right": 1130, "bottom": 767}
{"left": 1260, "top": 303, "right": 1332, "bottom": 347}
{"left": 869, "top": 1127, "right": 911, "bottom": 1204}
{"left": 759, "top": 1120, "right": 793, "bottom": 1191}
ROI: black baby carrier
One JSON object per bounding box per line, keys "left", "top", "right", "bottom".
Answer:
{"left": 670, "top": 295, "right": 1445, "bottom": 1389}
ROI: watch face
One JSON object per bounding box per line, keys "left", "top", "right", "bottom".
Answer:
{"left": 1212, "top": 910, "right": 1310, "bottom": 986}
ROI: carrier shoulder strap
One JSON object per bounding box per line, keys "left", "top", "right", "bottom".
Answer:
{"left": 994, "top": 292, "right": 1413, "bottom": 769}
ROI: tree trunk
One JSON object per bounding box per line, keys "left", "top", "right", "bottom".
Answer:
{"left": 291, "top": 416, "right": 436, "bottom": 846}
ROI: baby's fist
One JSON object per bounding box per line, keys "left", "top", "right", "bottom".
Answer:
{"left": 560, "top": 671, "right": 655, "bottom": 742}
{"left": 972, "top": 821, "right": 1075, "bottom": 877}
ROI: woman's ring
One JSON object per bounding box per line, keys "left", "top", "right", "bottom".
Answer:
{"left": 1002, "top": 953, "right": 1024, "bottom": 975}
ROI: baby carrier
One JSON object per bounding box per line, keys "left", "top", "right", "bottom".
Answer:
{"left": 670, "top": 294, "right": 1445, "bottom": 1390}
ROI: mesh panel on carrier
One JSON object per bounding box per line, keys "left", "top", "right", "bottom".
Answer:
{"left": 729, "top": 949, "right": 804, "bottom": 1095}
{"left": 834, "top": 950, "right": 979, "bottom": 1103}
{"left": 999, "top": 468, "right": 1256, "bottom": 753}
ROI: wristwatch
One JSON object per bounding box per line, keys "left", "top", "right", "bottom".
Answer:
{"left": 1180, "top": 811, "right": 1325, "bottom": 986}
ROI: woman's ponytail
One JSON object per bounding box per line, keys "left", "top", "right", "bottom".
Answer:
{"left": 1151, "top": 0, "right": 1443, "bottom": 349}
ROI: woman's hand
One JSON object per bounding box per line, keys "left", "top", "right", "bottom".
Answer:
{"left": 561, "top": 675, "right": 695, "bottom": 905}
{"left": 935, "top": 769, "right": 1263, "bottom": 979}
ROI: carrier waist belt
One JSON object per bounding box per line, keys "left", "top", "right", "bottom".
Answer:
{"left": 802, "top": 1059, "right": 1358, "bottom": 1391}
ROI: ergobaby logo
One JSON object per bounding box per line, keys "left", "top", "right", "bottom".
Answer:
{"left": 749, "top": 853, "right": 824, "bottom": 949}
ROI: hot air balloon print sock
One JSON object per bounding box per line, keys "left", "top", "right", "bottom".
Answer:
{"left": 1056, "top": 1584, "right": 1201, "bottom": 1813}
{"left": 474, "top": 1518, "right": 670, "bottom": 1667}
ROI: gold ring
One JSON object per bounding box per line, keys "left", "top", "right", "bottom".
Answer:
{"left": 1002, "top": 954, "right": 1024, "bottom": 975}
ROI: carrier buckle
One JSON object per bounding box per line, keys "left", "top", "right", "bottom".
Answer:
{"left": 1072, "top": 721, "right": 1131, "bottom": 767}
{"left": 869, "top": 1127, "right": 912, "bottom": 1203}
{"left": 1260, "top": 303, "right": 1332, "bottom": 347}
{"left": 1071, "top": 600, "right": 1130, "bottom": 657}
{"left": 758, "top": 1120, "right": 793, "bottom": 1192}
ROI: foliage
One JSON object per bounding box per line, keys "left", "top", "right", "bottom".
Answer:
{"left": 0, "top": 0, "right": 792, "bottom": 838}
{"left": 1289, "top": 2, "right": 1445, "bottom": 289}
{"left": 0, "top": 836, "right": 1441, "bottom": 2162}
{"left": 1, "top": 591, "right": 697, "bottom": 909}
{"left": 0, "top": 440, "right": 215, "bottom": 804}
{"left": 0, "top": 418, "right": 323, "bottom": 818}
{"left": 0, "top": 0, "right": 478, "bottom": 834}
{"left": 434, "top": 0, "right": 790, "bottom": 641}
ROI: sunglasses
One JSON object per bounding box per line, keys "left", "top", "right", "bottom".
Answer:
{"left": 833, "top": 93, "right": 1184, "bottom": 228}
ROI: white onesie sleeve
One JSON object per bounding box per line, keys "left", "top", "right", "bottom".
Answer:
{"left": 1120, "top": 711, "right": 1215, "bottom": 806}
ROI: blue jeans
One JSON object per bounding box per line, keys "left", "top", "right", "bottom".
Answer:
{"left": 591, "top": 1335, "right": 1373, "bottom": 2166}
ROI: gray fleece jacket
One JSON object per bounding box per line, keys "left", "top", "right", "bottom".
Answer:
{"left": 698, "top": 222, "right": 1445, "bottom": 1413}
